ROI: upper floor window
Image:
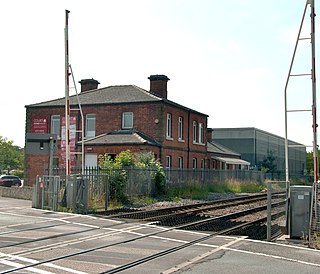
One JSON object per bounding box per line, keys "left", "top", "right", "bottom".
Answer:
{"left": 122, "top": 112, "right": 133, "bottom": 129}
{"left": 166, "top": 113, "right": 172, "bottom": 139}
{"left": 86, "top": 113, "right": 96, "bottom": 138}
{"left": 51, "top": 115, "right": 60, "bottom": 137}
{"left": 178, "top": 116, "right": 184, "bottom": 141}
{"left": 193, "top": 121, "right": 198, "bottom": 143}
{"left": 199, "top": 123, "right": 204, "bottom": 144}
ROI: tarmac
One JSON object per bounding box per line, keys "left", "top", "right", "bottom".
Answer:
{"left": 0, "top": 197, "right": 320, "bottom": 274}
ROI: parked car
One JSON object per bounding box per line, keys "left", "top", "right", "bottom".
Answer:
{"left": 0, "top": 175, "right": 22, "bottom": 187}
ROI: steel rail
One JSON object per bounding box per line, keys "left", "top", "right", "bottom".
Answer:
{"left": 1, "top": 198, "right": 285, "bottom": 274}
{"left": 100, "top": 209, "right": 286, "bottom": 274}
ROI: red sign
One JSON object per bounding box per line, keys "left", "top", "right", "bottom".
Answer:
{"left": 31, "top": 118, "right": 48, "bottom": 133}
{"left": 60, "top": 117, "right": 77, "bottom": 169}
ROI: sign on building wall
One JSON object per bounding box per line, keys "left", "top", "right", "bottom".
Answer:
{"left": 31, "top": 118, "right": 48, "bottom": 133}
{"left": 60, "top": 116, "right": 77, "bottom": 169}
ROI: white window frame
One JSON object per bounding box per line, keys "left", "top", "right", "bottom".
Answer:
{"left": 192, "top": 158, "right": 197, "bottom": 169}
{"left": 199, "top": 123, "right": 204, "bottom": 144}
{"left": 166, "top": 155, "right": 171, "bottom": 169}
{"left": 85, "top": 154, "right": 98, "bottom": 168}
{"left": 178, "top": 116, "right": 184, "bottom": 141}
{"left": 166, "top": 113, "right": 172, "bottom": 139}
{"left": 86, "top": 113, "right": 96, "bottom": 138}
{"left": 201, "top": 159, "right": 205, "bottom": 169}
{"left": 193, "top": 121, "right": 198, "bottom": 143}
{"left": 178, "top": 156, "right": 183, "bottom": 169}
{"left": 51, "top": 115, "right": 60, "bottom": 137}
{"left": 122, "top": 112, "right": 133, "bottom": 129}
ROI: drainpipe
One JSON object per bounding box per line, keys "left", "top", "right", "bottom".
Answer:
{"left": 187, "top": 110, "right": 191, "bottom": 168}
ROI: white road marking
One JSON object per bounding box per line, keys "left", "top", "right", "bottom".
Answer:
{"left": 0, "top": 252, "right": 88, "bottom": 274}
{"left": 225, "top": 246, "right": 320, "bottom": 268}
{"left": 161, "top": 236, "right": 246, "bottom": 274}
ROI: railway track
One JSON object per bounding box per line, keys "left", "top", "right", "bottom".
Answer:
{"left": 0, "top": 192, "right": 286, "bottom": 273}
{"left": 96, "top": 191, "right": 286, "bottom": 242}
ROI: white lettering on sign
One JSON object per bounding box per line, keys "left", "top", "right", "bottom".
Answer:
{"left": 298, "top": 195, "right": 304, "bottom": 200}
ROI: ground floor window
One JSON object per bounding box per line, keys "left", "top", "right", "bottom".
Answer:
{"left": 85, "top": 154, "right": 98, "bottom": 168}
{"left": 166, "top": 155, "right": 171, "bottom": 169}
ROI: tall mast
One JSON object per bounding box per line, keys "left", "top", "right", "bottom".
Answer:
{"left": 310, "top": 0, "right": 318, "bottom": 183}
{"left": 65, "top": 10, "right": 70, "bottom": 177}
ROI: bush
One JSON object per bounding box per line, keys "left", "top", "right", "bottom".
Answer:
{"left": 99, "top": 150, "right": 167, "bottom": 204}
{"left": 154, "top": 169, "right": 166, "bottom": 195}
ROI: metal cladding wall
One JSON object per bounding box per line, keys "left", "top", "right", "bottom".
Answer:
{"left": 212, "top": 127, "right": 306, "bottom": 177}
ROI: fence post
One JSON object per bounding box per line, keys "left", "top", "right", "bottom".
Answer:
{"left": 267, "top": 181, "right": 272, "bottom": 241}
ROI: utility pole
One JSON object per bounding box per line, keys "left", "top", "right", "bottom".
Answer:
{"left": 65, "top": 10, "right": 70, "bottom": 179}
{"left": 310, "top": 0, "right": 318, "bottom": 184}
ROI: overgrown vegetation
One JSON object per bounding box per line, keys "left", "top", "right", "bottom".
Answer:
{"left": 259, "top": 150, "right": 277, "bottom": 178}
{"left": 98, "top": 150, "right": 166, "bottom": 205}
{"left": 167, "top": 179, "right": 266, "bottom": 200}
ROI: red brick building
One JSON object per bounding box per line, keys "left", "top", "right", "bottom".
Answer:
{"left": 25, "top": 75, "right": 248, "bottom": 186}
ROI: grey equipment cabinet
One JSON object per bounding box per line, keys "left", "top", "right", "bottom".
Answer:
{"left": 289, "top": 185, "right": 313, "bottom": 239}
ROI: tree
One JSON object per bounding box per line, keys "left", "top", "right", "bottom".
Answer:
{"left": 0, "top": 136, "right": 24, "bottom": 173}
{"left": 259, "top": 150, "right": 277, "bottom": 178}
{"left": 306, "top": 150, "right": 320, "bottom": 176}
{"left": 98, "top": 150, "right": 166, "bottom": 202}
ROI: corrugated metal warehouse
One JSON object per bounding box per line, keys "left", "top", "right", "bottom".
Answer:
{"left": 211, "top": 127, "right": 306, "bottom": 178}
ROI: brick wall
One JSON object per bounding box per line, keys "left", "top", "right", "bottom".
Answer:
{"left": 25, "top": 100, "right": 208, "bottom": 185}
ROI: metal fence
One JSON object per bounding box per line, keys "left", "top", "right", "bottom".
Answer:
{"left": 32, "top": 175, "right": 61, "bottom": 211}
{"left": 164, "top": 168, "right": 266, "bottom": 184}
{"left": 310, "top": 183, "right": 320, "bottom": 249}
{"left": 39, "top": 167, "right": 269, "bottom": 213}
{"left": 266, "top": 181, "right": 287, "bottom": 241}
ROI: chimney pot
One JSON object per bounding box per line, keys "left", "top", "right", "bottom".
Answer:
{"left": 79, "top": 78, "right": 100, "bottom": 92}
{"left": 148, "top": 74, "right": 170, "bottom": 99}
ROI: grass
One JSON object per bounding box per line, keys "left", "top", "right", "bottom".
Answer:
{"left": 58, "top": 180, "right": 270, "bottom": 211}
{"left": 167, "top": 180, "right": 267, "bottom": 199}
{"left": 311, "top": 232, "right": 320, "bottom": 249}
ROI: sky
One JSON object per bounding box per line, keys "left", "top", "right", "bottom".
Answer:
{"left": 0, "top": 0, "right": 318, "bottom": 149}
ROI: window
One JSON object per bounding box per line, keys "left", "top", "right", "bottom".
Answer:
{"left": 178, "top": 116, "right": 183, "bottom": 141}
{"left": 166, "top": 113, "right": 172, "bottom": 139}
{"left": 178, "top": 157, "right": 183, "bottom": 169}
{"left": 199, "top": 123, "right": 204, "bottom": 144}
{"left": 51, "top": 115, "right": 60, "bottom": 137}
{"left": 122, "top": 112, "right": 133, "bottom": 129}
{"left": 193, "top": 121, "right": 198, "bottom": 143}
{"left": 192, "top": 158, "right": 197, "bottom": 169}
{"left": 166, "top": 155, "right": 171, "bottom": 169}
{"left": 86, "top": 114, "right": 96, "bottom": 138}
{"left": 201, "top": 159, "right": 205, "bottom": 169}
{"left": 85, "top": 154, "right": 98, "bottom": 168}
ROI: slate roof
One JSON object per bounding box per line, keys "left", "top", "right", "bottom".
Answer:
{"left": 26, "top": 84, "right": 208, "bottom": 116}
{"left": 207, "top": 141, "right": 240, "bottom": 157}
{"left": 27, "top": 85, "right": 161, "bottom": 107}
{"left": 80, "top": 129, "right": 161, "bottom": 147}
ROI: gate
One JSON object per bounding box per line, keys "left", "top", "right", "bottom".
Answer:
{"left": 32, "top": 175, "right": 60, "bottom": 211}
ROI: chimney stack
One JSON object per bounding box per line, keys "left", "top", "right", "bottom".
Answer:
{"left": 207, "top": 128, "right": 213, "bottom": 143}
{"left": 79, "top": 78, "right": 100, "bottom": 92}
{"left": 148, "top": 74, "right": 170, "bottom": 99}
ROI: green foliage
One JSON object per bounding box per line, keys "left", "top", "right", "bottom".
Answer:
{"left": 98, "top": 150, "right": 167, "bottom": 204}
{"left": 154, "top": 169, "right": 166, "bottom": 195}
{"left": 259, "top": 150, "right": 277, "bottom": 176}
{"left": 11, "top": 170, "right": 24, "bottom": 179}
{"left": 167, "top": 180, "right": 266, "bottom": 199}
{"left": 115, "top": 150, "right": 135, "bottom": 168}
{"left": 306, "top": 151, "right": 317, "bottom": 176}
{"left": 0, "top": 136, "right": 24, "bottom": 173}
